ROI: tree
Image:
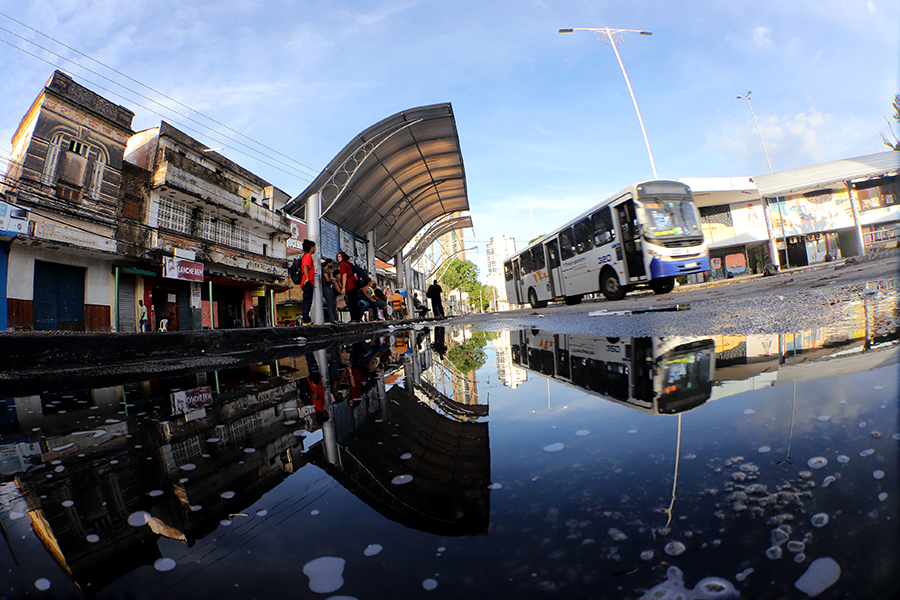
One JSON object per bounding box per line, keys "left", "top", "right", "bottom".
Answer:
{"left": 882, "top": 94, "right": 900, "bottom": 151}
{"left": 439, "top": 258, "right": 480, "bottom": 298}
{"left": 445, "top": 331, "right": 497, "bottom": 373}
{"left": 466, "top": 282, "right": 496, "bottom": 312}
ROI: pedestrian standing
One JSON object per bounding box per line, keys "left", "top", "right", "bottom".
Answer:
{"left": 426, "top": 279, "right": 445, "bottom": 317}
{"left": 300, "top": 239, "right": 316, "bottom": 325}
{"left": 337, "top": 251, "right": 362, "bottom": 323}
{"left": 321, "top": 258, "right": 339, "bottom": 323}
{"left": 138, "top": 299, "right": 148, "bottom": 332}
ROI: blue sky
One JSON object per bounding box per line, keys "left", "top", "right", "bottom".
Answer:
{"left": 1, "top": 0, "right": 897, "bottom": 278}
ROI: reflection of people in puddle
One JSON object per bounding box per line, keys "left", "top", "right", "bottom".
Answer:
{"left": 432, "top": 326, "right": 447, "bottom": 358}
{"left": 298, "top": 352, "right": 330, "bottom": 427}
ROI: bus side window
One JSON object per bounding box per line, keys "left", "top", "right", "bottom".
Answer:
{"left": 545, "top": 240, "right": 560, "bottom": 269}
{"left": 574, "top": 218, "right": 593, "bottom": 254}
{"left": 504, "top": 261, "right": 513, "bottom": 281}
{"left": 560, "top": 228, "right": 576, "bottom": 260}
{"left": 533, "top": 246, "right": 546, "bottom": 271}
{"left": 523, "top": 250, "right": 533, "bottom": 274}
{"left": 592, "top": 207, "right": 615, "bottom": 246}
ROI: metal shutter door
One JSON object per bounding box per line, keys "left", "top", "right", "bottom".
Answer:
{"left": 33, "top": 261, "right": 58, "bottom": 331}
{"left": 57, "top": 263, "right": 85, "bottom": 330}
{"left": 118, "top": 274, "right": 136, "bottom": 332}
{"left": 178, "top": 285, "right": 191, "bottom": 331}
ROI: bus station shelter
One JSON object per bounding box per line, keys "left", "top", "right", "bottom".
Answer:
{"left": 284, "top": 103, "right": 471, "bottom": 322}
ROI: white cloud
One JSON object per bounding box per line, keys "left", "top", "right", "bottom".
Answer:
{"left": 752, "top": 26, "right": 774, "bottom": 47}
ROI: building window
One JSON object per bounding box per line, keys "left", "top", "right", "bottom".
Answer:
{"left": 89, "top": 155, "right": 105, "bottom": 200}
{"left": 158, "top": 196, "right": 191, "bottom": 234}
{"left": 41, "top": 133, "right": 64, "bottom": 185}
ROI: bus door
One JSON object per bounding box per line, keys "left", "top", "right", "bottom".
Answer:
{"left": 616, "top": 200, "right": 647, "bottom": 281}
{"left": 544, "top": 239, "right": 563, "bottom": 298}
{"left": 512, "top": 258, "right": 524, "bottom": 304}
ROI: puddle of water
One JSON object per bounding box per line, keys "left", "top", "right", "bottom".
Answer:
{"left": 0, "top": 305, "right": 897, "bottom": 598}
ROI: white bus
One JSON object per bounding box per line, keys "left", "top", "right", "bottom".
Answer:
{"left": 509, "top": 330, "right": 715, "bottom": 415}
{"left": 503, "top": 180, "right": 709, "bottom": 307}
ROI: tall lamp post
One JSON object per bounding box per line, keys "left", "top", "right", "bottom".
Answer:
{"left": 560, "top": 27, "right": 657, "bottom": 179}
{"left": 736, "top": 91, "right": 772, "bottom": 174}
{"left": 737, "top": 91, "right": 783, "bottom": 269}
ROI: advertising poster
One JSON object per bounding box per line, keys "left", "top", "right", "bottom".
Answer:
{"left": 286, "top": 216, "right": 307, "bottom": 256}
{"left": 321, "top": 218, "right": 340, "bottom": 261}
{"left": 171, "top": 386, "right": 214, "bottom": 418}
{"left": 0, "top": 200, "right": 29, "bottom": 236}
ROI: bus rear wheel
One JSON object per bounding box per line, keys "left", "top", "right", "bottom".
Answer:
{"left": 600, "top": 270, "right": 626, "bottom": 301}
{"left": 564, "top": 295, "right": 583, "bottom": 306}
{"left": 650, "top": 276, "right": 675, "bottom": 295}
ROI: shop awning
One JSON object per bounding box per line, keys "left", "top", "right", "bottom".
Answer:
{"left": 751, "top": 152, "right": 900, "bottom": 197}
{"left": 284, "top": 103, "right": 469, "bottom": 261}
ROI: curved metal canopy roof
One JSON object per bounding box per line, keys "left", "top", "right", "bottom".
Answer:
{"left": 284, "top": 103, "right": 469, "bottom": 261}
{"left": 404, "top": 215, "right": 473, "bottom": 264}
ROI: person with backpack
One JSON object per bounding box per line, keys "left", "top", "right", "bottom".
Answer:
{"left": 337, "top": 251, "right": 363, "bottom": 323}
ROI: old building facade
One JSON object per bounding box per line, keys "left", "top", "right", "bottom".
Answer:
{"left": 2, "top": 72, "right": 294, "bottom": 332}
{"left": 2, "top": 71, "right": 135, "bottom": 332}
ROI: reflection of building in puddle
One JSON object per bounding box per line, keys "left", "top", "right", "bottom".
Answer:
{"left": 1, "top": 366, "right": 312, "bottom": 592}
{"left": 492, "top": 333, "right": 527, "bottom": 389}
{"left": 509, "top": 330, "right": 716, "bottom": 415}
{"left": 308, "top": 347, "right": 491, "bottom": 536}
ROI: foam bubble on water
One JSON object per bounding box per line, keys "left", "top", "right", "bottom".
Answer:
{"left": 873, "top": 385, "right": 884, "bottom": 390}
{"left": 256, "top": 509, "right": 268, "bottom": 517}
{"left": 822, "top": 476, "right": 836, "bottom": 487}
{"left": 807, "top": 457, "right": 828, "bottom": 469}
{"left": 873, "top": 470, "right": 885, "bottom": 479}
{"left": 641, "top": 550, "right": 655, "bottom": 561}
{"left": 787, "top": 541, "right": 806, "bottom": 553}
{"left": 392, "top": 474, "right": 413, "bottom": 485}
{"left": 811, "top": 513, "right": 829, "bottom": 527}
{"left": 836, "top": 455, "right": 850, "bottom": 464}
{"left": 575, "top": 430, "right": 590, "bottom": 436}
{"left": 817, "top": 415, "right": 831, "bottom": 422}
{"left": 220, "top": 491, "right": 235, "bottom": 499}
{"left": 302, "top": 556, "right": 345, "bottom": 594}
{"left": 34, "top": 578, "right": 51, "bottom": 591}
{"left": 639, "top": 566, "right": 738, "bottom": 600}
{"left": 400, "top": 453, "right": 412, "bottom": 460}
{"left": 757, "top": 446, "right": 771, "bottom": 453}
{"left": 220, "top": 519, "right": 232, "bottom": 526}
{"left": 243, "top": 448, "right": 256, "bottom": 454}
{"left": 608, "top": 528, "right": 628, "bottom": 541}
{"left": 664, "top": 541, "right": 686, "bottom": 556}
{"left": 127, "top": 511, "right": 151, "bottom": 527}
{"left": 794, "top": 557, "right": 841, "bottom": 597}
{"left": 735, "top": 568, "right": 754, "bottom": 582}
{"left": 743, "top": 409, "right": 756, "bottom": 415}
{"left": 765, "top": 545, "right": 783, "bottom": 560}
{"left": 191, "top": 505, "right": 202, "bottom": 512}
{"left": 488, "top": 483, "right": 503, "bottom": 490}
{"left": 364, "top": 544, "right": 383, "bottom": 556}
{"left": 311, "top": 509, "right": 320, "bottom": 515}
{"left": 893, "top": 433, "right": 900, "bottom": 441}
{"left": 207, "top": 437, "right": 220, "bottom": 443}
{"left": 627, "top": 429, "right": 638, "bottom": 434}
{"left": 148, "top": 490, "right": 164, "bottom": 497}
{"left": 180, "top": 463, "right": 196, "bottom": 471}
{"left": 771, "top": 527, "right": 790, "bottom": 546}
{"left": 860, "top": 449, "right": 875, "bottom": 457}
{"left": 86, "top": 534, "right": 100, "bottom": 543}
{"left": 54, "top": 465, "right": 66, "bottom": 473}
{"left": 878, "top": 493, "right": 888, "bottom": 501}
{"left": 154, "top": 557, "right": 177, "bottom": 572}
{"left": 543, "top": 443, "right": 564, "bottom": 452}
{"left": 422, "top": 578, "right": 438, "bottom": 590}
{"left": 795, "top": 553, "right": 807, "bottom": 564}
{"left": 61, "top": 500, "right": 75, "bottom": 507}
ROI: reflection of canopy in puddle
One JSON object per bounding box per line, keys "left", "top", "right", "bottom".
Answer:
{"left": 308, "top": 385, "right": 490, "bottom": 535}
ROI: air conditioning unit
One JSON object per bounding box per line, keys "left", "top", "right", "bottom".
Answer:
{"left": 59, "top": 151, "right": 87, "bottom": 187}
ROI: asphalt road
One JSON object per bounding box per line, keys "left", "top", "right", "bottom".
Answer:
{"left": 450, "top": 252, "right": 900, "bottom": 338}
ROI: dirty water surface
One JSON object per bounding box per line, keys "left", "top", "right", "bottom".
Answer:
{"left": 1, "top": 293, "right": 897, "bottom": 599}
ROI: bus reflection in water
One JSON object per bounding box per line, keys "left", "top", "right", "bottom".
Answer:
{"left": 503, "top": 180, "right": 710, "bottom": 307}
{"left": 509, "top": 329, "right": 715, "bottom": 415}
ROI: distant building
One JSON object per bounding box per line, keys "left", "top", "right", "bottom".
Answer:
{"left": 486, "top": 233, "right": 516, "bottom": 307}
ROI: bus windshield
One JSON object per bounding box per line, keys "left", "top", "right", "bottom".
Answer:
{"left": 637, "top": 197, "right": 702, "bottom": 241}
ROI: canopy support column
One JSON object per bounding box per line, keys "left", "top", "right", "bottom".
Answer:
{"left": 307, "top": 192, "right": 324, "bottom": 324}
{"left": 845, "top": 180, "right": 867, "bottom": 256}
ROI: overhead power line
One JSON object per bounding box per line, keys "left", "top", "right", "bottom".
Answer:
{"left": 0, "top": 12, "right": 320, "bottom": 184}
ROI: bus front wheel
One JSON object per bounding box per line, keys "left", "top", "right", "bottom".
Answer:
{"left": 600, "top": 270, "right": 626, "bottom": 301}
{"left": 650, "top": 277, "right": 675, "bottom": 295}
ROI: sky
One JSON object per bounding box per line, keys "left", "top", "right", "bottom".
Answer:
{"left": 1, "top": 0, "right": 897, "bottom": 280}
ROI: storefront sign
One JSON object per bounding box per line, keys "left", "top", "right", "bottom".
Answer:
{"left": 249, "top": 287, "right": 266, "bottom": 297}
{"left": 31, "top": 220, "right": 116, "bottom": 252}
{"left": 0, "top": 200, "right": 29, "bottom": 236}
{"left": 163, "top": 256, "right": 204, "bottom": 282}
{"left": 286, "top": 216, "right": 307, "bottom": 256}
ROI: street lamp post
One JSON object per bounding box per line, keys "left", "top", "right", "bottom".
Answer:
{"left": 736, "top": 91, "right": 773, "bottom": 174}
{"left": 737, "top": 91, "right": 782, "bottom": 269}
{"left": 560, "top": 27, "right": 657, "bottom": 179}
